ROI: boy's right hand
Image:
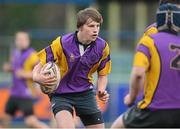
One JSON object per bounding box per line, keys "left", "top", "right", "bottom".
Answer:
{"left": 124, "top": 94, "right": 135, "bottom": 107}
{"left": 32, "top": 63, "right": 57, "bottom": 87}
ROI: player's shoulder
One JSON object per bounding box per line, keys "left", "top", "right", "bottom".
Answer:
{"left": 96, "top": 36, "right": 106, "bottom": 43}
{"left": 52, "top": 33, "right": 73, "bottom": 43}
{"left": 144, "top": 23, "right": 157, "bottom": 32}
{"left": 51, "top": 33, "right": 72, "bottom": 45}
{"left": 24, "top": 47, "right": 36, "bottom": 55}
{"left": 144, "top": 23, "right": 158, "bottom": 36}
{"left": 61, "top": 32, "right": 75, "bottom": 42}
{"left": 28, "top": 47, "right": 36, "bottom": 52}
{"left": 96, "top": 36, "right": 108, "bottom": 48}
{"left": 28, "top": 48, "right": 38, "bottom": 57}
{"left": 139, "top": 33, "right": 155, "bottom": 48}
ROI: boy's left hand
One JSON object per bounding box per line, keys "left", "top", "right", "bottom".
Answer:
{"left": 97, "top": 90, "right": 110, "bottom": 104}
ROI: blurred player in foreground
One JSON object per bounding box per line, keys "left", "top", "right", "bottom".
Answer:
{"left": 111, "top": 0, "right": 180, "bottom": 128}
{"left": 33, "top": 7, "right": 111, "bottom": 128}
{"left": 2, "top": 31, "right": 49, "bottom": 128}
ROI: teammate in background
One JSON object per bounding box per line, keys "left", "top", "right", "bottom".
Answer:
{"left": 111, "top": 1, "right": 180, "bottom": 128}
{"left": 2, "top": 31, "right": 49, "bottom": 128}
{"left": 33, "top": 7, "right": 111, "bottom": 128}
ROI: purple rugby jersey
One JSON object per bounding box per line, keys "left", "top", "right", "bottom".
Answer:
{"left": 147, "top": 32, "right": 180, "bottom": 109}
{"left": 43, "top": 32, "right": 111, "bottom": 94}
{"left": 10, "top": 48, "right": 37, "bottom": 98}
{"left": 135, "top": 31, "right": 180, "bottom": 110}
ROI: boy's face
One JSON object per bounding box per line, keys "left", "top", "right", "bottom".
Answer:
{"left": 79, "top": 18, "right": 100, "bottom": 43}
{"left": 15, "top": 32, "right": 30, "bottom": 50}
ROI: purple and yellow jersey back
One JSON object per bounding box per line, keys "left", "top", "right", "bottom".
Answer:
{"left": 134, "top": 32, "right": 180, "bottom": 110}
{"left": 11, "top": 48, "right": 39, "bottom": 98}
{"left": 38, "top": 32, "right": 111, "bottom": 94}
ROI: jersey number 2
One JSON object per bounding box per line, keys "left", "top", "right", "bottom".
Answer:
{"left": 170, "top": 44, "right": 180, "bottom": 70}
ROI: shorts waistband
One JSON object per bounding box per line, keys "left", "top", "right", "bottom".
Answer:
{"left": 52, "top": 89, "right": 94, "bottom": 97}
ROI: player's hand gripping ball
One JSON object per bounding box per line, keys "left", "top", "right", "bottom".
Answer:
{"left": 40, "top": 62, "right": 60, "bottom": 94}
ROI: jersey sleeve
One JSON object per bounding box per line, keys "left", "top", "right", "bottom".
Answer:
{"left": 38, "top": 36, "right": 62, "bottom": 65}
{"left": 133, "top": 35, "right": 154, "bottom": 70}
{"left": 98, "top": 42, "right": 111, "bottom": 75}
{"left": 133, "top": 52, "right": 150, "bottom": 70}
{"left": 23, "top": 51, "right": 39, "bottom": 71}
{"left": 28, "top": 52, "right": 39, "bottom": 68}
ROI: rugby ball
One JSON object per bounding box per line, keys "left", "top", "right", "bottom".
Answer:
{"left": 40, "top": 62, "right": 60, "bottom": 94}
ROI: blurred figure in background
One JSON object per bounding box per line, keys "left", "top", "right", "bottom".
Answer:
{"left": 1, "top": 31, "right": 49, "bottom": 128}
{"left": 111, "top": 0, "right": 180, "bottom": 128}
{"left": 33, "top": 7, "right": 111, "bottom": 128}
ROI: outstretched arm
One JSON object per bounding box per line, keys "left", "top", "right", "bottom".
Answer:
{"left": 15, "top": 69, "right": 33, "bottom": 79}
{"left": 124, "top": 66, "right": 145, "bottom": 106}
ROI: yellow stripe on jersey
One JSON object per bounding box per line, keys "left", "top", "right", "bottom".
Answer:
{"left": 101, "top": 42, "right": 110, "bottom": 60}
{"left": 50, "top": 37, "right": 61, "bottom": 63}
{"left": 134, "top": 35, "right": 161, "bottom": 109}
{"left": 98, "top": 42, "right": 111, "bottom": 75}
{"left": 88, "top": 62, "right": 99, "bottom": 83}
{"left": 38, "top": 49, "right": 46, "bottom": 65}
{"left": 143, "top": 26, "right": 158, "bottom": 37}
{"left": 23, "top": 51, "right": 39, "bottom": 97}
{"left": 58, "top": 38, "right": 68, "bottom": 78}
{"left": 133, "top": 52, "right": 149, "bottom": 71}
{"left": 38, "top": 37, "right": 68, "bottom": 79}
{"left": 136, "top": 25, "right": 158, "bottom": 47}
{"left": 98, "top": 60, "right": 111, "bottom": 76}
{"left": 38, "top": 37, "right": 61, "bottom": 65}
